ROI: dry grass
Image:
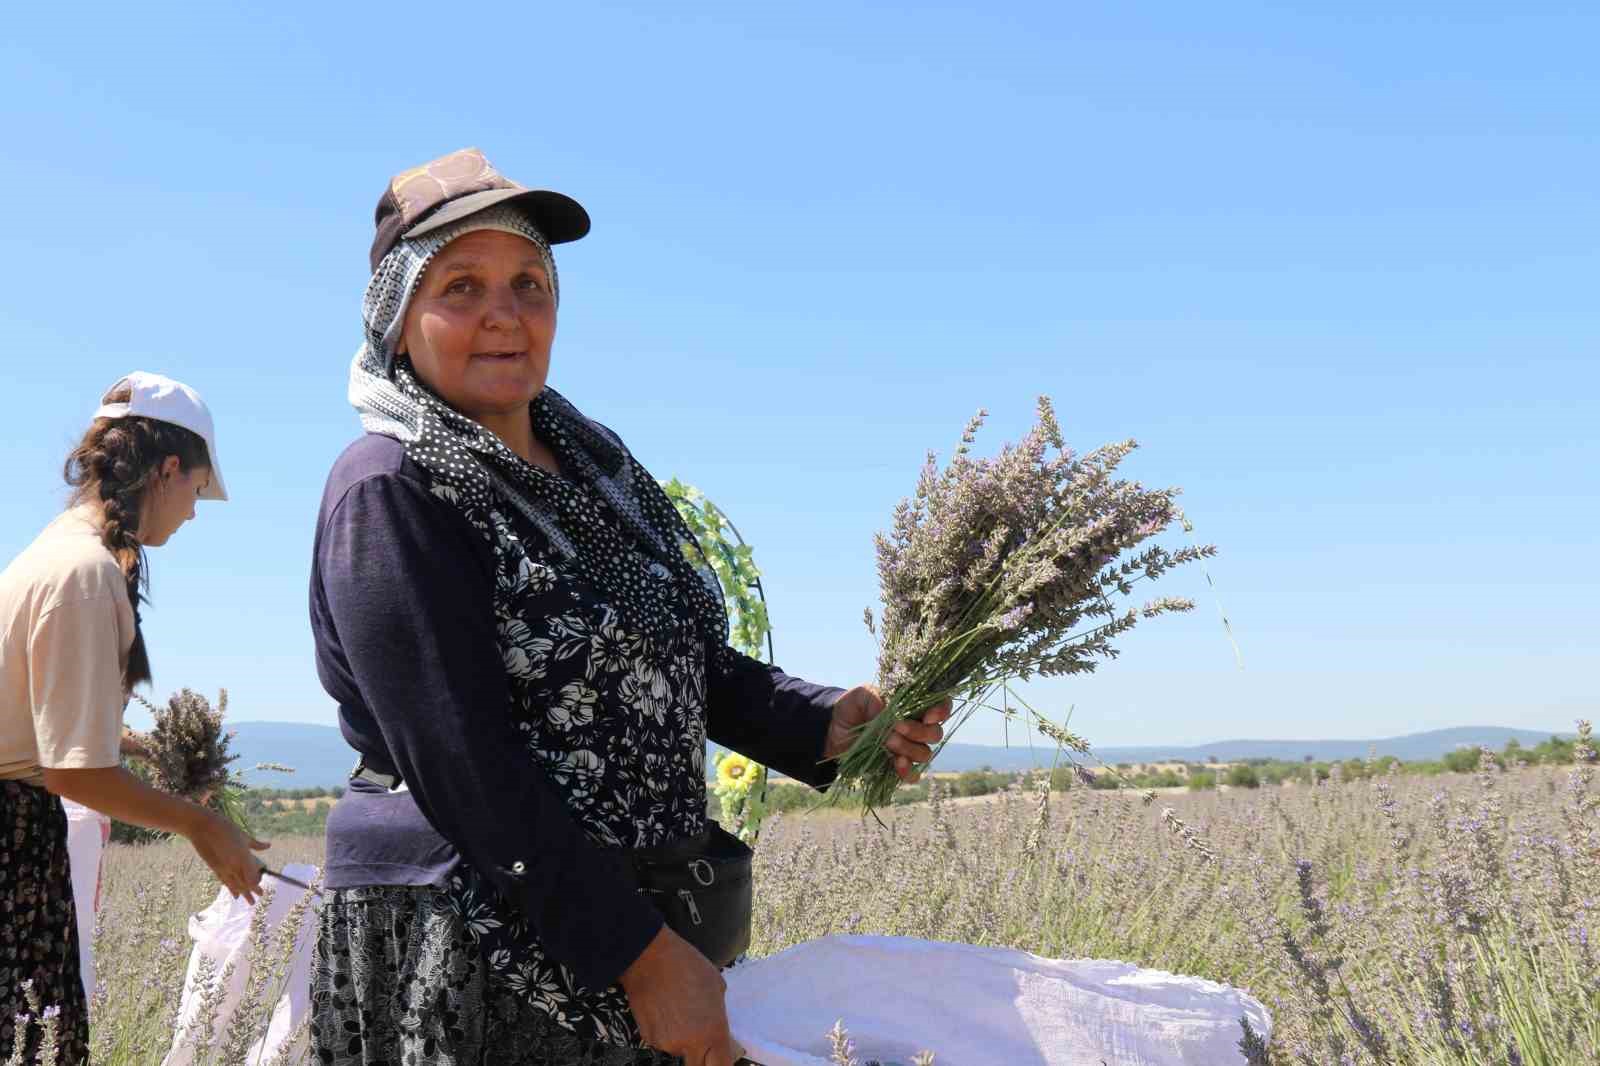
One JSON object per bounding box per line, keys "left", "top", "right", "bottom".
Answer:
{"left": 83, "top": 836, "right": 323, "bottom": 1066}
{"left": 19, "top": 749, "right": 1593, "bottom": 1065}
{"left": 752, "top": 760, "right": 1599, "bottom": 1064}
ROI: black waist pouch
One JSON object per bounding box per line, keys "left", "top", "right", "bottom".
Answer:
{"left": 628, "top": 823, "right": 753, "bottom": 968}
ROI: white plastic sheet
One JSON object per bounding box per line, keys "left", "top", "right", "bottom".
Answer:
{"left": 162, "top": 863, "right": 319, "bottom": 1066}
{"left": 725, "top": 935, "right": 1271, "bottom": 1066}
{"left": 61, "top": 797, "right": 109, "bottom": 999}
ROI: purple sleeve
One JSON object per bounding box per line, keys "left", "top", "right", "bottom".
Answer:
{"left": 318, "top": 473, "right": 662, "bottom": 990}
{"left": 705, "top": 649, "right": 845, "bottom": 789}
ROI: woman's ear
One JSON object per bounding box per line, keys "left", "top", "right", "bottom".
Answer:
{"left": 159, "top": 455, "right": 182, "bottom": 481}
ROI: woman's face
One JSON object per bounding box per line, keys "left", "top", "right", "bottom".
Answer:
{"left": 398, "top": 229, "right": 556, "bottom": 424}
{"left": 138, "top": 459, "right": 211, "bottom": 547}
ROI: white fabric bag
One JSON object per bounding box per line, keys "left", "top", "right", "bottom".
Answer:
{"left": 162, "top": 863, "right": 319, "bottom": 1066}
{"left": 61, "top": 798, "right": 109, "bottom": 998}
{"left": 725, "top": 935, "right": 1271, "bottom": 1066}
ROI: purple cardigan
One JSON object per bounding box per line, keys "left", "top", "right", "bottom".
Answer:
{"left": 309, "top": 434, "right": 843, "bottom": 990}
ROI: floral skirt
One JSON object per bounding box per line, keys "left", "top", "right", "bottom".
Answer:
{"left": 0, "top": 780, "right": 90, "bottom": 1066}
{"left": 310, "top": 884, "right": 680, "bottom": 1066}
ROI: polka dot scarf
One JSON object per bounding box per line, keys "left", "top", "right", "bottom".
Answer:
{"left": 385, "top": 356, "right": 731, "bottom": 656}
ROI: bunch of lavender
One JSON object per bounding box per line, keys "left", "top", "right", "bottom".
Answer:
{"left": 841, "top": 398, "right": 1215, "bottom": 809}
{"left": 130, "top": 688, "right": 285, "bottom": 833}
{"left": 133, "top": 688, "right": 237, "bottom": 797}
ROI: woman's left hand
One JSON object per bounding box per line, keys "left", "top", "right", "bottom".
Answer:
{"left": 824, "top": 685, "right": 952, "bottom": 783}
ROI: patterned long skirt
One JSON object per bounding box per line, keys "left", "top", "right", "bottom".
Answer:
{"left": 310, "top": 885, "right": 680, "bottom": 1066}
{"left": 0, "top": 780, "right": 91, "bottom": 1065}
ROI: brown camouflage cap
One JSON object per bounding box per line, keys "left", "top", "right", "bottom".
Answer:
{"left": 369, "top": 147, "right": 590, "bottom": 270}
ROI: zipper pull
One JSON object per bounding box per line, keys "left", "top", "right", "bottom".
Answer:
{"left": 678, "top": 888, "right": 703, "bottom": 926}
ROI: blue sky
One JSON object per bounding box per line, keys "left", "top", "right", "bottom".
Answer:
{"left": 3, "top": 2, "right": 1594, "bottom": 749}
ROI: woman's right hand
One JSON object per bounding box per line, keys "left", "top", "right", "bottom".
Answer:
{"left": 185, "top": 808, "right": 270, "bottom": 904}
{"left": 620, "top": 926, "right": 743, "bottom": 1066}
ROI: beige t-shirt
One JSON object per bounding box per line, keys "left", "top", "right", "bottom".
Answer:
{"left": 0, "top": 505, "right": 135, "bottom": 784}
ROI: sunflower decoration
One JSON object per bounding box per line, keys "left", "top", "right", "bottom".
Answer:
{"left": 716, "top": 751, "right": 757, "bottom": 794}
{"left": 661, "top": 479, "right": 777, "bottom": 844}
{"left": 713, "top": 750, "right": 768, "bottom": 842}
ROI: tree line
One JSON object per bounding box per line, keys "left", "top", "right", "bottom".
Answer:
{"left": 110, "top": 735, "right": 1580, "bottom": 841}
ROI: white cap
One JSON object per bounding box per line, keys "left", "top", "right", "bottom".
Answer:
{"left": 93, "top": 371, "right": 229, "bottom": 501}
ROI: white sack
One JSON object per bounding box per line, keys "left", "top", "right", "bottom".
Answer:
{"left": 162, "top": 863, "right": 320, "bottom": 1066}
{"left": 726, "top": 935, "right": 1271, "bottom": 1066}
{"left": 61, "top": 798, "right": 108, "bottom": 999}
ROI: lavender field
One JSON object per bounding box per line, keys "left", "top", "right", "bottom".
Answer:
{"left": 80, "top": 744, "right": 1598, "bottom": 1065}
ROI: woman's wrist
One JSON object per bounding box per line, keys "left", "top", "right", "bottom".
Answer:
{"left": 618, "top": 925, "right": 672, "bottom": 993}
{"left": 174, "top": 798, "right": 216, "bottom": 840}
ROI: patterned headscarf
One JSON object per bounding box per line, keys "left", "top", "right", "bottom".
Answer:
{"left": 349, "top": 204, "right": 557, "bottom": 443}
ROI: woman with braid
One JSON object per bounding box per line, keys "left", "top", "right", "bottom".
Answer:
{"left": 0, "top": 372, "right": 268, "bottom": 1063}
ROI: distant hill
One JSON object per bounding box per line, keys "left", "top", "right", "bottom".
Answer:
{"left": 229, "top": 722, "right": 353, "bottom": 789}
{"left": 917, "top": 726, "right": 1571, "bottom": 773}
{"left": 228, "top": 721, "right": 1573, "bottom": 790}
{"left": 1095, "top": 726, "right": 1574, "bottom": 766}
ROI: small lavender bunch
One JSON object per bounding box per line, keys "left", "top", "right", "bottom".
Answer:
{"left": 134, "top": 688, "right": 237, "bottom": 798}
{"left": 130, "top": 688, "right": 284, "bottom": 832}
{"left": 840, "top": 398, "right": 1215, "bottom": 809}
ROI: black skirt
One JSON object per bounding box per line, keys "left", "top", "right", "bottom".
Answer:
{"left": 310, "top": 884, "right": 680, "bottom": 1066}
{"left": 0, "top": 780, "right": 90, "bottom": 1065}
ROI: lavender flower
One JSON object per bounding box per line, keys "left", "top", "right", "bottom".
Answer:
{"left": 837, "top": 398, "right": 1215, "bottom": 808}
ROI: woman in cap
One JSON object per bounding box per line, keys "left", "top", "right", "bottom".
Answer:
{"left": 0, "top": 373, "right": 269, "bottom": 1063}
{"left": 310, "top": 148, "right": 950, "bottom": 1066}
